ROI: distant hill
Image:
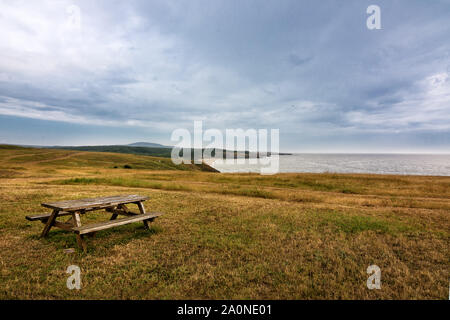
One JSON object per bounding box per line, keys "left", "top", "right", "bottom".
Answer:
{"left": 127, "top": 142, "right": 172, "bottom": 148}
{"left": 13, "top": 142, "right": 171, "bottom": 149}
{"left": 51, "top": 145, "right": 174, "bottom": 158}
{"left": 0, "top": 145, "right": 218, "bottom": 172}
{"left": 3, "top": 142, "right": 291, "bottom": 160}
{"left": 48, "top": 145, "right": 259, "bottom": 160}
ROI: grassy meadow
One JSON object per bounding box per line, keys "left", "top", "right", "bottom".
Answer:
{"left": 0, "top": 145, "right": 448, "bottom": 299}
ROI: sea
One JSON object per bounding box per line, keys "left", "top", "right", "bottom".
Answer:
{"left": 209, "top": 154, "right": 450, "bottom": 176}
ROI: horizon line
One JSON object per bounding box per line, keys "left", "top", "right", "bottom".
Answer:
{"left": 1, "top": 142, "right": 449, "bottom": 155}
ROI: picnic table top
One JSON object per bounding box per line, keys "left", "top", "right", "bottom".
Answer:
{"left": 41, "top": 195, "right": 149, "bottom": 211}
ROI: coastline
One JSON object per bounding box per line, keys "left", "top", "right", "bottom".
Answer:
{"left": 202, "top": 154, "right": 450, "bottom": 177}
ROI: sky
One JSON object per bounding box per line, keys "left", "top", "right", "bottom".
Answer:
{"left": 0, "top": 0, "right": 449, "bottom": 153}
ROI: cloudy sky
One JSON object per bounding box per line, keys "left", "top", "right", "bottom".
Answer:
{"left": 0, "top": 0, "right": 449, "bottom": 152}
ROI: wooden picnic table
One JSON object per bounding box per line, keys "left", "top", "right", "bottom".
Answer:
{"left": 26, "top": 195, "right": 163, "bottom": 251}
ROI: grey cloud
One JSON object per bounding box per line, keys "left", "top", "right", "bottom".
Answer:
{"left": 0, "top": 0, "right": 449, "bottom": 151}
{"left": 287, "top": 54, "right": 313, "bottom": 67}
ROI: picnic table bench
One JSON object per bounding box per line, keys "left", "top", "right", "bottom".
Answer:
{"left": 26, "top": 195, "right": 163, "bottom": 252}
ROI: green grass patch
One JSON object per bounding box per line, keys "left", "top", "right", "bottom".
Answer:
{"left": 218, "top": 187, "right": 275, "bottom": 199}
{"left": 313, "top": 210, "right": 422, "bottom": 235}
{"left": 326, "top": 214, "right": 389, "bottom": 234}
{"left": 48, "top": 177, "right": 191, "bottom": 193}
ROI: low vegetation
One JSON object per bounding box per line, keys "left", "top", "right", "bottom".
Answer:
{"left": 0, "top": 146, "right": 448, "bottom": 299}
{"left": 48, "top": 145, "right": 255, "bottom": 161}
{"left": 51, "top": 145, "right": 174, "bottom": 158}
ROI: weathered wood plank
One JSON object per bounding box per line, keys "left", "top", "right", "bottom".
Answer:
{"left": 52, "top": 220, "right": 75, "bottom": 231}
{"left": 73, "top": 211, "right": 82, "bottom": 226}
{"left": 26, "top": 212, "right": 71, "bottom": 221}
{"left": 40, "top": 209, "right": 59, "bottom": 238}
{"left": 137, "top": 202, "right": 146, "bottom": 214}
{"left": 137, "top": 201, "right": 150, "bottom": 230}
{"left": 41, "top": 195, "right": 149, "bottom": 211}
{"left": 72, "top": 211, "right": 87, "bottom": 252}
{"left": 73, "top": 213, "right": 163, "bottom": 235}
{"left": 109, "top": 205, "right": 121, "bottom": 220}
{"left": 106, "top": 207, "right": 139, "bottom": 217}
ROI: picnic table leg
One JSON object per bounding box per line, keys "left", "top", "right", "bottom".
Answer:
{"left": 40, "top": 209, "right": 60, "bottom": 238}
{"left": 109, "top": 205, "right": 119, "bottom": 221}
{"left": 72, "top": 211, "right": 87, "bottom": 252}
{"left": 137, "top": 202, "right": 150, "bottom": 230}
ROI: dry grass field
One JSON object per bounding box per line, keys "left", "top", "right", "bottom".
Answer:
{"left": 0, "top": 145, "right": 448, "bottom": 299}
